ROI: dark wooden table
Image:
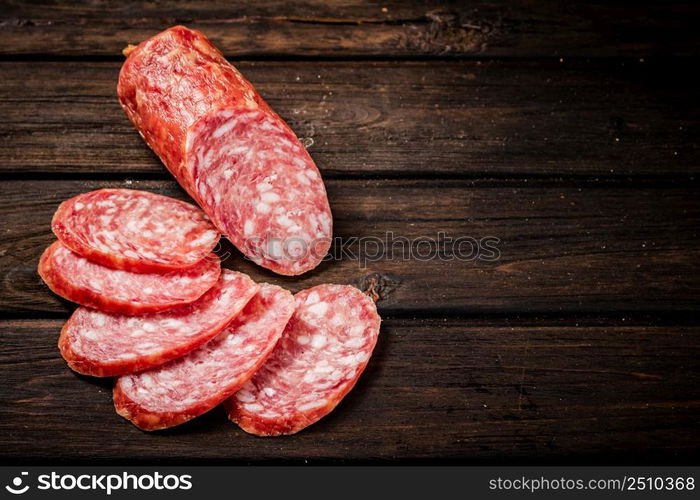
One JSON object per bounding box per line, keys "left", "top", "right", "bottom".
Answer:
{"left": 1, "top": 1, "right": 699, "bottom": 464}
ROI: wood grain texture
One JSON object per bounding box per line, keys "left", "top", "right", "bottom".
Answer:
{"left": 1, "top": 60, "right": 698, "bottom": 177}
{"left": 2, "top": 179, "right": 698, "bottom": 316}
{"left": 1, "top": 317, "right": 698, "bottom": 463}
{"left": 1, "top": 1, "right": 698, "bottom": 58}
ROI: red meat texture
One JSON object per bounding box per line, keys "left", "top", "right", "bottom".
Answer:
{"left": 118, "top": 26, "right": 332, "bottom": 275}
{"left": 225, "top": 284, "right": 381, "bottom": 436}
{"left": 52, "top": 188, "right": 219, "bottom": 273}
{"left": 39, "top": 240, "right": 221, "bottom": 315}
{"left": 114, "top": 283, "right": 294, "bottom": 430}
{"left": 59, "top": 270, "right": 258, "bottom": 377}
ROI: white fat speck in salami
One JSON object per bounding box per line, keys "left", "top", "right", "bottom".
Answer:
{"left": 52, "top": 188, "right": 219, "bottom": 273}
{"left": 224, "top": 284, "right": 381, "bottom": 436}
{"left": 187, "top": 108, "right": 332, "bottom": 276}
{"left": 113, "top": 284, "right": 294, "bottom": 431}
{"left": 38, "top": 240, "right": 221, "bottom": 315}
{"left": 59, "top": 270, "right": 258, "bottom": 377}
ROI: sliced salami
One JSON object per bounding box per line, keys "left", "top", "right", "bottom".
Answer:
{"left": 38, "top": 240, "right": 220, "bottom": 315}
{"left": 188, "top": 108, "right": 333, "bottom": 275}
{"left": 52, "top": 188, "right": 219, "bottom": 273}
{"left": 225, "top": 284, "right": 381, "bottom": 436}
{"left": 114, "top": 283, "right": 294, "bottom": 430}
{"left": 59, "top": 270, "right": 258, "bottom": 377}
{"left": 118, "top": 26, "right": 332, "bottom": 275}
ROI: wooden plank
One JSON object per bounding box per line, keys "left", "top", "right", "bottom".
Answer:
{"left": 1, "top": 60, "right": 697, "bottom": 177}
{"left": 1, "top": 179, "right": 698, "bottom": 316}
{"left": 1, "top": 317, "right": 698, "bottom": 463}
{"left": 1, "top": 1, "right": 698, "bottom": 58}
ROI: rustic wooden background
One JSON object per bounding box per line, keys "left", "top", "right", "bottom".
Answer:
{"left": 0, "top": 1, "right": 698, "bottom": 464}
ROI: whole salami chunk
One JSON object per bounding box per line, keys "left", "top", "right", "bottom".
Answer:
{"left": 114, "top": 283, "right": 294, "bottom": 430}
{"left": 225, "top": 284, "right": 381, "bottom": 436}
{"left": 118, "top": 26, "right": 332, "bottom": 276}
{"left": 38, "top": 240, "right": 220, "bottom": 315}
{"left": 59, "top": 270, "right": 258, "bottom": 377}
{"left": 52, "top": 188, "right": 219, "bottom": 273}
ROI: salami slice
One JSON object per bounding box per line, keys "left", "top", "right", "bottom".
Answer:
{"left": 114, "top": 283, "right": 294, "bottom": 430}
{"left": 38, "top": 241, "right": 220, "bottom": 315}
{"left": 59, "top": 270, "right": 258, "bottom": 377}
{"left": 52, "top": 188, "right": 219, "bottom": 273}
{"left": 225, "top": 284, "right": 381, "bottom": 436}
{"left": 118, "top": 26, "right": 332, "bottom": 275}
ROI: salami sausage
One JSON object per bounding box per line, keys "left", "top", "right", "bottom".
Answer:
{"left": 114, "top": 284, "right": 294, "bottom": 430}
{"left": 38, "top": 241, "right": 220, "bottom": 315}
{"left": 59, "top": 270, "right": 258, "bottom": 377}
{"left": 52, "top": 188, "right": 219, "bottom": 273}
{"left": 225, "top": 284, "right": 381, "bottom": 436}
{"left": 118, "top": 26, "right": 332, "bottom": 276}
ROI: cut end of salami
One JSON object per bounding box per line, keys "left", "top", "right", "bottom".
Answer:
{"left": 188, "top": 108, "right": 332, "bottom": 276}
{"left": 114, "top": 283, "right": 294, "bottom": 431}
{"left": 52, "top": 188, "right": 219, "bottom": 273}
{"left": 225, "top": 284, "right": 381, "bottom": 436}
{"left": 59, "top": 270, "right": 259, "bottom": 377}
{"left": 38, "top": 240, "right": 221, "bottom": 315}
